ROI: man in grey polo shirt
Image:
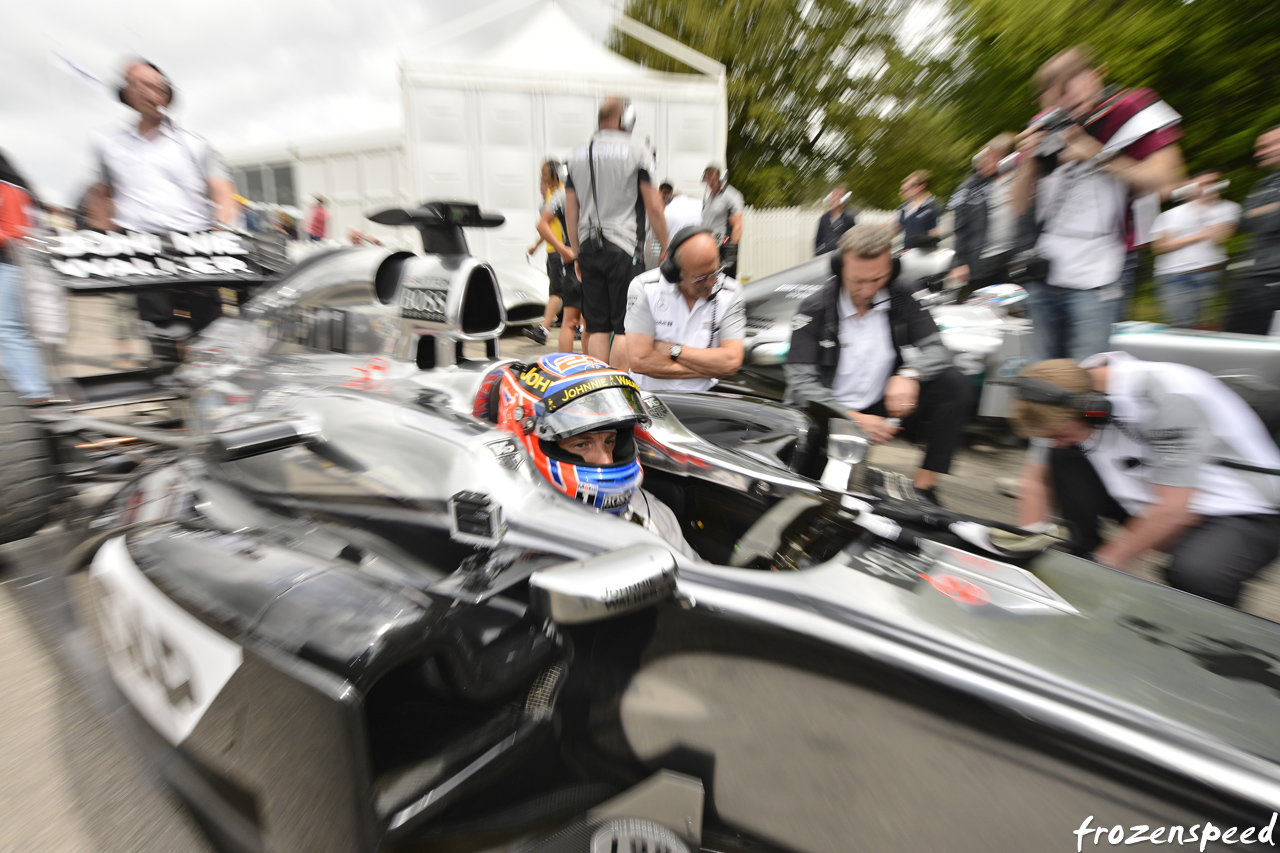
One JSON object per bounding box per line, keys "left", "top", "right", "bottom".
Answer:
{"left": 86, "top": 59, "right": 235, "bottom": 359}
{"left": 566, "top": 96, "right": 668, "bottom": 369}
{"left": 626, "top": 227, "right": 745, "bottom": 392}
{"left": 701, "top": 165, "right": 745, "bottom": 279}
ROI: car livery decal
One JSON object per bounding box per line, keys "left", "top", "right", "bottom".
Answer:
{"left": 90, "top": 537, "right": 243, "bottom": 746}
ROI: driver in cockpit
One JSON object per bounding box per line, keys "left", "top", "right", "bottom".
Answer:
{"left": 477, "top": 353, "right": 698, "bottom": 560}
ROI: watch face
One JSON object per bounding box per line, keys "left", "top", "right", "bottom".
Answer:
{"left": 670, "top": 345, "right": 682, "bottom": 359}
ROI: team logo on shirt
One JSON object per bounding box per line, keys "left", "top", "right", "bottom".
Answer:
{"left": 1145, "top": 427, "right": 1194, "bottom": 465}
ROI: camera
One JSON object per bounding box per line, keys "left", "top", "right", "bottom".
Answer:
{"left": 1170, "top": 179, "right": 1230, "bottom": 203}
{"left": 1027, "top": 107, "right": 1077, "bottom": 172}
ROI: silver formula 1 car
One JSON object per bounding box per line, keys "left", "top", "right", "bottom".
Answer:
{"left": 12, "top": 203, "right": 1280, "bottom": 853}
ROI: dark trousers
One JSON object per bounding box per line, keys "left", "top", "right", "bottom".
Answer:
{"left": 957, "top": 250, "right": 1013, "bottom": 300}
{"left": 1224, "top": 271, "right": 1280, "bottom": 335}
{"left": 1048, "top": 446, "right": 1280, "bottom": 607}
{"left": 578, "top": 241, "right": 639, "bottom": 335}
{"left": 863, "top": 366, "right": 971, "bottom": 474}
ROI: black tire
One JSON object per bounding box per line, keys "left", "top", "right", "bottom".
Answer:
{"left": 0, "top": 373, "right": 57, "bottom": 544}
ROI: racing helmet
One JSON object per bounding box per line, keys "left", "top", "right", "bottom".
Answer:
{"left": 478, "top": 354, "right": 650, "bottom": 515}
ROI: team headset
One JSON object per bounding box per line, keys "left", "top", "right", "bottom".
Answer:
{"left": 1011, "top": 377, "right": 1113, "bottom": 426}
{"left": 598, "top": 98, "right": 636, "bottom": 132}
{"left": 1011, "top": 374, "right": 1280, "bottom": 480}
{"left": 828, "top": 250, "right": 903, "bottom": 282}
{"left": 118, "top": 60, "right": 175, "bottom": 108}
{"left": 660, "top": 226, "right": 717, "bottom": 284}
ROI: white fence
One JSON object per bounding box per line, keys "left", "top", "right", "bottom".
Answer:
{"left": 738, "top": 206, "right": 894, "bottom": 281}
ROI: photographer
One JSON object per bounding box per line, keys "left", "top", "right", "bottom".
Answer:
{"left": 1013, "top": 46, "right": 1184, "bottom": 361}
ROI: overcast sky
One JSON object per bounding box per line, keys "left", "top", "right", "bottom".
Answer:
{"left": 2, "top": 0, "right": 620, "bottom": 207}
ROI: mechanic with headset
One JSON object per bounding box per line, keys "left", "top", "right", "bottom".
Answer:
{"left": 86, "top": 59, "right": 236, "bottom": 359}
{"left": 1011, "top": 354, "right": 1280, "bottom": 607}
{"left": 565, "top": 96, "right": 669, "bottom": 370}
{"left": 700, "top": 165, "right": 744, "bottom": 279}
{"left": 479, "top": 354, "right": 697, "bottom": 560}
{"left": 784, "top": 224, "right": 970, "bottom": 504}
{"left": 624, "top": 226, "right": 745, "bottom": 392}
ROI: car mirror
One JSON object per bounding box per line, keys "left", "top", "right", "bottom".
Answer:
{"left": 826, "top": 418, "right": 869, "bottom": 465}
{"left": 821, "top": 418, "right": 869, "bottom": 490}
{"left": 749, "top": 340, "right": 789, "bottom": 366}
{"left": 529, "top": 544, "right": 678, "bottom": 624}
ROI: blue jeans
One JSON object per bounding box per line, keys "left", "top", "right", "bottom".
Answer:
{"left": 0, "top": 262, "right": 52, "bottom": 400}
{"left": 1025, "top": 280, "right": 1118, "bottom": 362}
{"left": 1156, "top": 269, "right": 1219, "bottom": 329}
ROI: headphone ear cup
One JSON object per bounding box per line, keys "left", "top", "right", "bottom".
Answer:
{"left": 118, "top": 84, "right": 128, "bottom": 105}
{"left": 659, "top": 256, "right": 678, "bottom": 282}
{"left": 1077, "top": 393, "right": 1113, "bottom": 426}
{"left": 830, "top": 252, "right": 842, "bottom": 279}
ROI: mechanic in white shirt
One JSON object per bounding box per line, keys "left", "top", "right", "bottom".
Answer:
{"left": 1012, "top": 353, "right": 1280, "bottom": 607}
{"left": 625, "top": 227, "right": 745, "bottom": 392}
{"left": 1151, "top": 173, "right": 1240, "bottom": 328}
{"left": 85, "top": 60, "right": 236, "bottom": 357}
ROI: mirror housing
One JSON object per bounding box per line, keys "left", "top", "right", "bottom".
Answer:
{"left": 826, "top": 417, "right": 869, "bottom": 465}
{"left": 529, "top": 545, "right": 678, "bottom": 624}
{"left": 748, "top": 340, "right": 789, "bottom": 366}
{"left": 820, "top": 417, "right": 869, "bottom": 491}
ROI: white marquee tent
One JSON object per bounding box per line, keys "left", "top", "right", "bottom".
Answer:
{"left": 227, "top": 0, "right": 727, "bottom": 267}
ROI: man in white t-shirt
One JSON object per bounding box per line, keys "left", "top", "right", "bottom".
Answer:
{"left": 1011, "top": 353, "right": 1280, "bottom": 607}
{"left": 86, "top": 59, "right": 236, "bottom": 361}
{"left": 625, "top": 227, "right": 745, "bottom": 392}
{"left": 1151, "top": 173, "right": 1239, "bottom": 328}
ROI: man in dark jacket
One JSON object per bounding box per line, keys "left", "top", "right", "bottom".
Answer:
{"left": 785, "top": 225, "right": 970, "bottom": 501}
{"left": 948, "top": 134, "right": 1016, "bottom": 297}
{"left": 815, "top": 186, "right": 857, "bottom": 255}
{"left": 1225, "top": 125, "right": 1280, "bottom": 335}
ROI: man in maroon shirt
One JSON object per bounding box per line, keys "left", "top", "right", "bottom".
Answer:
{"left": 1014, "top": 46, "right": 1184, "bottom": 362}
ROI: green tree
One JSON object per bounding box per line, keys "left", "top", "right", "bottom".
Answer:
{"left": 610, "top": 0, "right": 936, "bottom": 209}
{"left": 941, "top": 0, "right": 1280, "bottom": 198}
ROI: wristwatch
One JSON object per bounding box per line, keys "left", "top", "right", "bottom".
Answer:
{"left": 669, "top": 344, "right": 683, "bottom": 361}
{"left": 896, "top": 367, "right": 922, "bottom": 380}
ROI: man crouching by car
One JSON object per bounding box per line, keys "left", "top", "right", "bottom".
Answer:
{"left": 1011, "top": 355, "right": 1280, "bottom": 608}
{"left": 784, "top": 225, "right": 970, "bottom": 504}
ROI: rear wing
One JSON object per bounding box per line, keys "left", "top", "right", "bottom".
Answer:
{"left": 23, "top": 229, "right": 287, "bottom": 292}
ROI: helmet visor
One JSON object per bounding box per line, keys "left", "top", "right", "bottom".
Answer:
{"left": 536, "top": 386, "right": 649, "bottom": 441}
